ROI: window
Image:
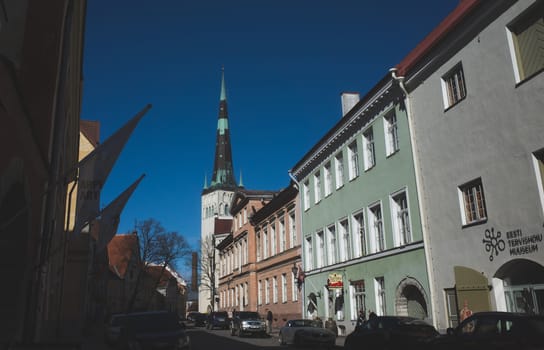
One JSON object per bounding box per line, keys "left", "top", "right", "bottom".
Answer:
{"left": 270, "top": 222, "right": 276, "bottom": 255}
{"left": 326, "top": 225, "right": 337, "bottom": 265}
{"left": 282, "top": 274, "right": 287, "bottom": 303}
{"left": 369, "top": 204, "right": 385, "bottom": 252}
{"left": 348, "top": 142, "right": 359, "bottom": 180}
{"left": 352, "top": 212, "right": 367, "bottom": 257}
{"left": 314, "top": 171, "right": 321, "bottom": 203}
{"left": 258, "top": 280, "right": 262, "bottom": 305}
{"left": 363, "top": 128, "right": 376, "bottom": 170}
{"left": 391, "top": 191, "right": 411, "bottom": 246}
{"left": 375, "top": 277, "right": 386, "bottom": 316}
{"left": 533, "top": 150, "right": 544, "bottom": 215}
{"left": 324, "top": 162, "right": 332, "bottom": 197}
{"left": 339, "top": 219, "right": 351, "bottom": 261}
{"left": 305, "top": 236, "right": 313, "bottom": 270}
{"left": 335, "top": 152, "right": 344, "bottom": 189}
{"left": 458, "top": 178, "right": 487, "bottom": 225}
{"left": 280, "top": 218, "right": 286, "bottom": 252}
{"left": 263, "top": 228, "right": 269, "bottom": 259}
{"left": 265, "top": 278, "right": 270, "bottom": 304}
{"left": 291, "top": 271, "right": 298, "bottom": 301}
{"left": 350, "top": 280, "right": 366, "bottom": 321}
{"left": 384, "top": 111, "right": 399, "bottom": 156}
{"left": 445, "top": 288, "right": 459, "bottom": 328}
{"left": 303, "top": 181, "right": 310, "bottom": 211}
{"left": 256, "top": 231, "right": 261, "bottom": 261}
{"left": 442, "top": 63, "right": 467, "bottom": 109}
{"left": 508, "top": 2, "right": 544, "bottom": 83}
{"left": 273, "top": 276, "right": 278, "bottom": 303}
{"left": 289, "top": 211, "right": 296, "bottom": 248}
{"left": 316, "top": 230, "right": 324, "bottom": 268}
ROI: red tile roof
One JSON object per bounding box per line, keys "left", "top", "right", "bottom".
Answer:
{"left": 107, "top": 233, "right": 139, "bottom": 278}
{"left": 145, "top": 265, "right": 174, "bottom": 288}
{"left": 396, "top": 0, "right": 480, "bottom": 76}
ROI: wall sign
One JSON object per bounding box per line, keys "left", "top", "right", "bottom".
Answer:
{"left": 482, "top": 227, "right": 543, "bottom": 261}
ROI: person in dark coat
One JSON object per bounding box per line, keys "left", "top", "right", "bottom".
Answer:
{"left": 266, "top": 309, "right": 273, "bottom": 334}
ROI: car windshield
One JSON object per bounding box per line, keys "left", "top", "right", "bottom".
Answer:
{"left": 237, "top": 312, "right": 260, "bottom": 319}
{"left": 292, "top": 320, "right": 322, "bottom": 328}
{"left": 213, "top": 312, "right": 228, "bottom": 318}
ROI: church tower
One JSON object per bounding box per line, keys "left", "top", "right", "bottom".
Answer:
{"left": 199, "top": 68, "right": 240, "bottom": 312}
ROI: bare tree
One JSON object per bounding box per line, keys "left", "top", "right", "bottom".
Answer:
{"left": 199, "top": 234, "right": 217, "bottom": 313}
{"left": 126, "top": 218, "right": 191, "bottom": 312}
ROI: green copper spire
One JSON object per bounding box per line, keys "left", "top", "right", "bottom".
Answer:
{"left": 220, "top": 66, "right": 227, "bottom": 101}
{"left": 239, "top": 170, "right": 244, "bottom": 187}
{"left": 203, "top": 173, "right": 208, "bottom": 189}
{"left": 205, "top": 67, "right": 238, "bottom": 193}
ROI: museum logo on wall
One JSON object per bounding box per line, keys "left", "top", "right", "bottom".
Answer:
{"left": 483, "top": 227, "right": 542, "bottom": 261}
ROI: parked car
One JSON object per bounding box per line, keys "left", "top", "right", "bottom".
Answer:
{"left": 430, "top": 311, "right": 544, "bottom": 350}
{"left": 207, "top": 311, "right": 230, "bottom": 330}
{"left": 186, "top": 311, "right": 207, "bottom": 327}
{"left": 117, "top": 311, "right": 190, "bottom": 350}
{"left": 344, "top": 316, "right": 439, "bottom": 350}
{"left": 230, "top": 311, "right": 267, "bottom": 337}
{"left": 278, "top": 319, "right": 336, "bottom": 348}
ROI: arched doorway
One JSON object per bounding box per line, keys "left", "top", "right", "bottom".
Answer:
{"left": 395, "top": 277, "right": 428, "bottom": 319}
{"left": 494, "top": 259, "right": 544, "bottom": 315}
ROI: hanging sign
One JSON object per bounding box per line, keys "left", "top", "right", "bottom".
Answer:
{"left": 327, "top": 272, "right": 343, "bottom": 289}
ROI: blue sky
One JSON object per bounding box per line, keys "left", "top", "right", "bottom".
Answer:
{"left": 82, "top": 0, "right": 460, "bottom": 275}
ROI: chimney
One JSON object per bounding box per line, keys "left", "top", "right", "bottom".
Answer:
{"left": 341, "top": 92, "right": 360, "bottom": 116}
{"left": 191, "top": 252, "right": 198, "bottom": 291}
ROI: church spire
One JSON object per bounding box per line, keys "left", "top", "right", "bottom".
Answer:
{"left": 207, "top": 68, "right": 237, "bottom": 192}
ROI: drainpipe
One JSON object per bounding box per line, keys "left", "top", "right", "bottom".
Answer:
{"left": 288, "top": 170, "right": 305, "bottom": 319}
{"left": 389, "top": 68, "right": 439, "bottom": 328}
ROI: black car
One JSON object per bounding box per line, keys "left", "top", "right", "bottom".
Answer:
{"left": 117, "top": 311, "right": 190, "bottom": 350}
{"left": 230, "top": 311, "right": 267, "bottom": 337}
{"left": 206, "top": 311, "right": 229, "bottom": 330}
{"left": 430, "top": 311, "right": 544, "bottom": 350}
{"left": 186, "top": 311, "right": 207, "bottom": 327}
{"left": 344, "top": 316, "right": 439, "bottom": 350}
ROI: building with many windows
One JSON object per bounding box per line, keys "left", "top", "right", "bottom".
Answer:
{"left": 290, "top": 84, "right": 431, "bottom": 334}
{"left": 393, "top": 0, "right": 544, "bottom": 331}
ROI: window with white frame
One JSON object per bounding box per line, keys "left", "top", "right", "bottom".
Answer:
{"left": 282, "top": 274, "right": 287, "bottom": 303}
{"left": 375, "top": 277, "right": 386, "bottom": 315}
{"left": 352, "top": 212, "right": 366, "bottom": 257}
{"left": 256, "top": 231, "right": 261, "bottom": 261}
{"left": 244, "top": 208, "right": 247, "bottom": 224}
{"left": 289, "top": 211, "right": 296, "bottom": 248}
{"left": 235, "top": 285, "right": 239, "bottom": 307}
{"left": 339, "top": 219, "right": 351, "bottom": 261}
{"left": 507, "top": 2, "right": 544, "bottom": 83}
{"left": 314, "top": 171, "right": 321, "bottom": 204}
{"left": 291, "top": 271, "right": 298, "bottom": 301}
{"left": 244, "top": 282, "right": 249, "bottom": 306}
{"left": 369, "top": 204, "right": 385, "bottom": 252}
{"left": 270, "top": 222, "right": 276, "bottom": 255}
{"left": 445, "top": 288, "right": 459, "bottom": 328}
{"left": 335, "top": 152, "right": 344, "bottom": 189}
{"left": 348, "top": 141, "right": 359, "bottom": 180}
{"left": 303, "top": 181, "right": 310, "bottom": 211}
{"left": 324, "top": 162, "right": 332, "bottom": 197}
{"left": 391, "top": 191, "right": 411, "bottom": 246}
{"left": 305, "top": 236, "right": 313, "bottom": 270}
{"left": 265, "top": 278, "right": 270, "bottom": 304}
{"left": 273, "top": 276, "right": 278, "bottom": 303}
{"left": 384, "top": 111, "right": 399, "bottom": 156}
{"left": 280, "top": 218, "right": 286, "bottom": 252}
{"left": 363, "top": 128, "right": 376, "bottom": 170}
{"left": 441, "top": 62, "right": 467, "bottom": 109}
{"left": 244, "top": 237, "right": 248, "bottom": 264}
{"left": 316, "top": 230, "right": 324, "bottom": 268}
{"left": 263, "top": 228, "right": 269, "bottom": 259}
{"left": 326, "top": 224, "right": 337, "bottom": 265}
{"left": 258, "top": 280, "right": 262, "bottom": 305}
{"left": 458, "top": 178, "right": 487, "bottom": 225}
{"left": 350, "top": 280, "right": 366, "bottom": 321}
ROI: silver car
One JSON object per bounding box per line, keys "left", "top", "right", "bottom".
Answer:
{"left": 279, "top": 319, "right": 336, "bottom": 348}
